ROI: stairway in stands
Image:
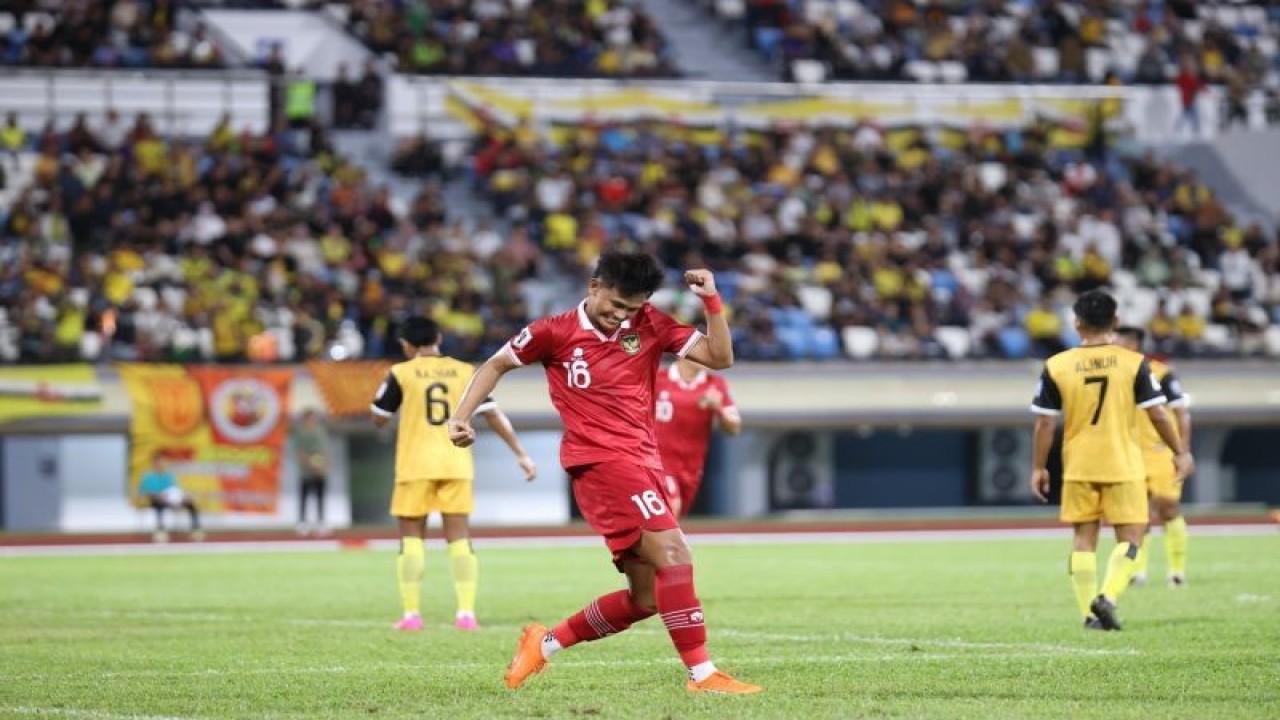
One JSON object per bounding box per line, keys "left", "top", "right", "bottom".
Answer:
{"left": 644, "top": 0, "right": 776, "bottom": 82}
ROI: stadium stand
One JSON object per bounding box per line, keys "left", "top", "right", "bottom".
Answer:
{"left": 0, "top": 112, "right": 535, "bottom": 365}
{"left": 460, "top": 115, "right": 1279, "bottom": 361}
{"left": 710, "top": 0, "right": 1280, "bottom": 109}
{"left": 1, "top": 3, "right": 1278, "bottom": 365}
{"left": 0, "top": 0, "right": 227, "bottom": 68}
{"left": 338, "top": 0, "right": 680, "bottom": 78}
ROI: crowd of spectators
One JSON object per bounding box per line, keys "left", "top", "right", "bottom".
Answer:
{"left": 0, "top": 0, "right": 225, "bottom": 69}
{"left": 342, "top": 0, "right": 679, "bottom": 78}
{"left": 0, "top": 111, "right": 538, "bottom": 364}
{"left": 461, "top": 113, "right": 1279, "bottom": 360}
{"left": 722, "top": 0, "right": 1279, "bottom": 105}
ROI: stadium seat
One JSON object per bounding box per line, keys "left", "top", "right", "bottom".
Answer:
{"left": 1120, "top": 287, "right": 1159, "bottom": 327}
{"left": 715, "top": 0, "right": 746, "bottom": 21}
{"left": 1264, "top": 326, "right": 1280, "bottom": 357}
{"left": 996, "top": 327, "right": 1031, "bottom": 359}
{"left": 1032, "top": 48, "right": 1060, "bottom": 79}
{"left": 842, "top": 326, "right": 878, "bottom": 360}
{"left": 905, "top": 61, "right": 939, "bottom": 83}
{"left": 938, "top": 62, "right": 968, "bottom": 83}
{"left": 1202, "top": 324, "right": 1234, "bottom": 353}
{"left": 1109, "top": 269, "right": 1137, "bottom": 293}
{"left": 776, "top": 326, "right": 810, "bottom": 359}
{"left": 935, "top": 326, "right": 972, "bottom": 360}
{"left": 811, "top": 327, "right": 840, "bottom": 360}
{"left": 792, "top": 60, "right": 827, "bottom": 85}
{"left": 797, "top": 286, "right": 833, "bottom": 320}
{"left": 754, "top": 28, "right": 785, "bottom": 61}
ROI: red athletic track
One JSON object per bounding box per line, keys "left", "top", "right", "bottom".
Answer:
{"left": 2, "top": 514, "right": 1274, "bottom": 547}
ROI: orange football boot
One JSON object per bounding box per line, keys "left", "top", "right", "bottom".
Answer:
{"left": 686, "top": 671, "right": 762, "bottom": 694}
{"left": 504, "top": 623, "right": 549, "bottom": 690}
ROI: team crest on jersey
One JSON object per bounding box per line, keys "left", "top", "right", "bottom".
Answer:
{"left": 620, "top": 333, "right": 641, "bottom": 355}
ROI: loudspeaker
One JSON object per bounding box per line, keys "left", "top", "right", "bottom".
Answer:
{"left": 976, "top": 428, "right": 1035, "bottom": 503}
{"left": 767, "top": 431, "right": 835, "bottom": 511}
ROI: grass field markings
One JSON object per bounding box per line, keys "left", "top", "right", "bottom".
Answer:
{"left": 2, "top": 524, "right": 1274, "bottom": 558}
{"left": 0, "top": 648, "right": 1113, "bottom": 684}
{"left": 715, "top": 628, "right": 1138, "bottom": 656}
{"left": 7, "top": 707, "right": 197, "bottom": 720}
{"left": 1234, "top": 594, "right": 1272, "bottom": 603}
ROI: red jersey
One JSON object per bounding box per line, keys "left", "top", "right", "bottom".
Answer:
{"left": 504, "top": 300, "right": 702, "bottom": 470}
{"left": 653, "top": 365, "right": 738, "bottom": 483}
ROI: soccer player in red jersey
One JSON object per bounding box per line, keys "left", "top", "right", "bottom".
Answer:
{"left": 448, "top": 250, "right": 761, "bottom": 695}
{"left": 654, "top": 358, "right": 742, "bottom": 517}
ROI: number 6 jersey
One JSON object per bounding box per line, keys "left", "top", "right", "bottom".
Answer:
{"left": 505, "top": 300, "right": 702, "bottom": 471}
{"left": 1030, "top": 344, "right": 1166, "bottom": 483}
{"left": 371, "top": 356, "right": 497, "bottom": 483}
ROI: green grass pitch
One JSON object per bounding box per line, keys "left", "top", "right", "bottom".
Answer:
{"left": 1, "top": 533, "right": 1278, "bottom": 719}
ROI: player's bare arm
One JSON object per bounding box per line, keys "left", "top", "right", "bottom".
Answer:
{"left": 1029, "top": 414, "right": 1056, "bottom": 502}
{"left": 681, "top": 269, "right": 733, "bottom": 370}
{"left": 449, "top": 349, "right": 521, "bottom": 448}
{"left": 1146, "top": 405, "right": 1196, "bottom": 480}
{"left": 1173, "top": 405, "right": 1192, "bottom": 448}
{"left": 481, "top": 407, "right": 537, "bottom": 481}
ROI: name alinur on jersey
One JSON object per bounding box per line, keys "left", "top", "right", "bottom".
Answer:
{"left": 1074, "top": 355, "right": 1117, "bottom": 373}
{"left": 415, "top": 368, "right": 459, "bottom": 379}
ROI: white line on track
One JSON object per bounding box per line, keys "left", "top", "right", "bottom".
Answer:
{"left": 0, "top": 524, "right": 1273, "bottom": 558}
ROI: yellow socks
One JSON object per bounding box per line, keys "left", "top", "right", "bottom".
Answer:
{"left": 1132, "top": 540, "right": 1150, "bottom": 580}
{"left": 1100, "top": 542, "right": 1140, "bottom": 602}
{"left": 397, "top": 536, "right": 425, "bottom": 617}
{"left": 448, "top": 539, "right": 478, "bottom": 617}
{"left": 1165, "top": 516, "right": 1189, "bottom": 578}
{"left": 1069, "top": 551, "right": 1098, "bottom": 619}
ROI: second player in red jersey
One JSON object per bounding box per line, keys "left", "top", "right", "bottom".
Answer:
{"left": 447, "top": 250, "right": 760, "bottom": 695}
{"left": 654, "top": 358, "right": 742, "bottom": 516}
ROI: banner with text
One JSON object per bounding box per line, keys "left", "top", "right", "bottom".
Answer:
{"left": 119, "top": 364, "right": 294, "bottom": 513}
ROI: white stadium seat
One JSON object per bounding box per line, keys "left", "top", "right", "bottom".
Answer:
{"left": 935, "top": 326, "right": 972, "bottom": 360}
{"left": 1202, "top": 324, "right": 1233, "bottom": 352}
{"left": 842, "top": 326, "right": 879, "bottom": 360}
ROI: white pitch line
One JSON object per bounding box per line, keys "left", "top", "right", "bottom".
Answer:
{"left": 715, "top": 629, "right": 1136, "bottom": 656}
{"left": 0, "top": 524, "right": 1274, "bottom": 558}
{"left": 0, "top": 648, "right": 1122, "bottom": 684}
{"left": 6, "top": 707, "right": 196, "bottom": 720}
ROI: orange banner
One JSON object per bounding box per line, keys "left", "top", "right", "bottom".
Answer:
{"left": 120, "top": 364, "right": 294, "bottom": 514}
{"left": 307, "top": 360, "right": 393, "bottom": 418}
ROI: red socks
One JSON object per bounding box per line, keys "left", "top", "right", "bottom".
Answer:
{"left": 552, "top": 589, "right": 654, "bottom": 648}
{"left": 655, "top": 564, "right": 709, "bottom": 667}
{"left": 548, "top": 564, "right": 710, "bottom": 669}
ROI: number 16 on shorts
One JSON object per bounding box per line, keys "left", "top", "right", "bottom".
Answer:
{"left": 630, "top": 489, "right": 668, "bottom": 519}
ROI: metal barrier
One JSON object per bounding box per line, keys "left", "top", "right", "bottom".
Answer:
{"left": 0, "top": 68, "right": 270, "bottom": 136}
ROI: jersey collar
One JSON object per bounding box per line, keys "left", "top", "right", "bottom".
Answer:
{"left": 577, "top": 299, "right": 631, "bottom": 342}
{"left": 668, "top": 363, "right": 707, "bottom": 389}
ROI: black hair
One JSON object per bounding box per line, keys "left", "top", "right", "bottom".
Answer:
{"left": 400, "top": 316, "right": 440, "bottom": 348}
{"left": 1115, "top": 325, "right": 1146, "bottom": 345}
{"left": 593, "top": 250, "right": 665, "bottom": 298}
{"left": 1073, "top": 290, "right": 1118, "bottom": 332}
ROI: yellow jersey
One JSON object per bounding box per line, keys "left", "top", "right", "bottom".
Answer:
{"left": 371, "top": 356, "right": 496, "bottom": 483}
{"left": 1136, "top": 359, "right": 1188, "bottom": 458}
{"left": 1031, "top": 344, "right": 1166, "bottom": 483}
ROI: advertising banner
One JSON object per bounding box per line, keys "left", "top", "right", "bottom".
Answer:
{"left": 119, "top": 364, "right": 293, "bottom": 513}
{"left": 306, "top": 361, "right": 392, "bottom": 418}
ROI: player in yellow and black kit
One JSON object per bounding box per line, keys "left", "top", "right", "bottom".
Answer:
{"left": 372, "top": 317, "right": 537, "bottom": 632}
{"left": 1029, "top": 291, "right": 1195, "bottom": 631}
{"left": 1115, "top": 326, "right": 1193, "bottom": 587}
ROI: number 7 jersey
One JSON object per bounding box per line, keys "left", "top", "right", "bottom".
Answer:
{"left": 1031, "top": 344, "right": 1166, "bottom": 483}
{"left": 371, "top": 356, "right": 497, "bottom": 483}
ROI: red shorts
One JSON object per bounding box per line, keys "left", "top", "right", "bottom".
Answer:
{"left": 663, "top": 473, "right": 701, "bottom": 518}
{"left": 570, "top": 459, "right": 681, "bottom": 568}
